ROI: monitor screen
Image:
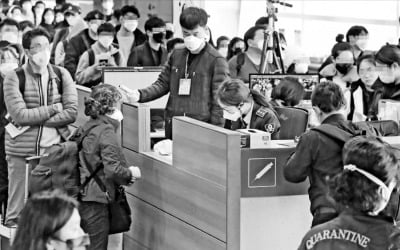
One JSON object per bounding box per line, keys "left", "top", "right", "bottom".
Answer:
{"left": 248, "top": 74, "right": 319, "bottom": 100}
{"left": 102, "top": 67, "right": 168, "bottom": 109}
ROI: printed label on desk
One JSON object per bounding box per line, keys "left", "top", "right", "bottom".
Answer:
{"left": 248, "top": 158, "right": 276, "bottom": 188}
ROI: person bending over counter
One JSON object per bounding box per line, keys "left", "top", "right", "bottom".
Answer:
{"left": 121, "top": 7, "right": 229, "bottom": 139}
{"left": 284, "top": 81, "right": 377, "bottom": 228}
{"left": 217, "top": 79, "right": 280, "bottom": 139}
{"left": 298, "top": 137, "right": 400, "bottom": 250}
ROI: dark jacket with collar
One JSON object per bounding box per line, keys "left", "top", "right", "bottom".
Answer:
{"left": 224, "top": 102, "right": 281, "bottom": 139}
{"left": 138, "top": 43, "right": 229, "bottom": 139}
{"left": 113, "top": 28, "right": 147, "bottom": 54}
{"left": 284, "top": 114, "right": 362, "bottom": 215}
{"left": 64, "top": 29, "right": 96, "bottom": 79}
{"left": 127, "top": 41, "right": 168, "bottom": 67}
{"left": 77, "top": 115, "right": 132, "bottom": 204}
{"left": 298, "top": 210, "right": 399, "bottom": 250}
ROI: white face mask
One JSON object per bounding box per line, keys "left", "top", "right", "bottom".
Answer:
{"left": 223, "top": 109, "right": 241, "bottom": 121}
{"left": 295, "top": 63, "right": 309, "bottom": 74}
{"left": 184, "top": 35, "right": 204, "bottom": 52}
{"left": 0, "top": 62, "right": 18, "bottom": 75}
{"left": 344, "top": 164, "right": 396, "bottom": 216}
{"left": 107, "top": 108, "right": 123, "bottom": 122}
{"left": 356, "top": 38, "right": 368, "bottom": 51}
{"left": 123, "top": 20, "right": 138, "bottom": 32}
{"left": 66, "top": 16, "right": 78, "bottom": 27}
{"left": 1, "top": 31, "right": 19, "bottom": 44}
{"left": 218, "top": 48, "right": 228, "bottom": 58}
{"left": 31, "top": 49, "right": 50, "bottom": 67}
{"left": 89, "top": 23, "right": 99, "bottom": 34}
{"left": 98, "top": 36, "right": 113, "bottom": 48}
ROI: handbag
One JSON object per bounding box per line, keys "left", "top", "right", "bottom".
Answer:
{"left": 79, "top": 149, "right": 132, "bottom": 234}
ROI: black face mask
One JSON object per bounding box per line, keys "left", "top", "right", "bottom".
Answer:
{"left": 335, "top": 64, "right": 352, "bottom": 75}
{"left": 233, "top": 48, "right": 243, "bottom": 55}
{"left": 166, "top": 30, "right": 173, "bottom": 40}
{"left": 153, "top": 33, "right": 165, "bottom": 44}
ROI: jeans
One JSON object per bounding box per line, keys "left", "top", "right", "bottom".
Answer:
{"left": 5, "top": 154, "right": 26, "bottom": 226}
{"left": 80, "top": 201, "right": 109, "bottom": 250}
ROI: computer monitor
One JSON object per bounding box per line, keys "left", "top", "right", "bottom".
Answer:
{"left": 102, "top": 67, "right": 169, "bottom": 109}
{"left": 248, "top": 74, "right": 319, "bottom": 100}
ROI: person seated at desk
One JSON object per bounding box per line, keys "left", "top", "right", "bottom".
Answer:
{"left": 75, "top": 22, "right": 123, "bottom": 87}
{"left": 298, "top": 137, "right": 400, "bottom": 250}
{"left": 121, "top": 7, "right": 229, "bottom": 139}
{"left": 127, "top": 16, "right": 168, "bottom": 67}
{"left": 217, "top": 79, "right": 280, "bottom": 139}
{"left": 348, "top": 54, "right": 379, "bottom": 122}
{"left": 270, "top": 77, "right": 305, "bottom": 107}
{"left": 284, "top": 81, "right": 377, "bottom": 227}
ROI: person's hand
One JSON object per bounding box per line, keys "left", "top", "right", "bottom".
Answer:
{"left": 52, "top": 103, "right": 63, "bottom": 113}
{"left": 94, "top": 62, "right": 106, "bottom": 72}
{"left": 128, "top": 166, "right": 141, "bottom": 184}
{"left": 119, "top": 85, "right": 140, "bottom": 103}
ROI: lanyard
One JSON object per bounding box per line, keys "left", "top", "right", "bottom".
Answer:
{"left": 184, "top": 53, "right": 189, "bottom": 79}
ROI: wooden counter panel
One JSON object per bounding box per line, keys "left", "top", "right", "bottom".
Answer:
{"left": 173, "top": 117, "right": 240, "bottom": 186}
{"left": 121, "top": 103, "right": 150, "bottom": 153}
{"left": 125, "top": 194, "right": 226, "bottom": 250}
{"left": 124, "top": 149, "right": 226, "bottom": 242}
{"left": 123, "top": 235, "right": 150, "bottom": 250}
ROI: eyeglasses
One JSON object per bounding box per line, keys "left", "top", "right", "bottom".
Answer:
{"left": 29, "top": 43, "right": 50, "bottom": 53}
{"left": 54, "top": 233, "right": 90, "bottom": 248}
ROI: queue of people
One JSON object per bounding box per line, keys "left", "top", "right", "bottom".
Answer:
{"left": 0, "top": 1, "right": 399, "bottom": 250}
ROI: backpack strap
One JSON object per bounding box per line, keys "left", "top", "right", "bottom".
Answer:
{"left": 311, "top": 124, "right": 354, "bottom": 144}
{"left": 16, "top": 68, "right": 26, "bottom": 95}
{"left": 236, "top": 52, "right": 245, "bottom": 75}
{"left": 51, "top": 65, "right": 63, "bottom": 95}
{"left": 112, "top": 52, "right": 121, "bottom": 65}
{"left": 81, "top": 32, "right": 91, "bottom": 51}
{"left": 88, "top": 49, "right": 95, "bottom": 66}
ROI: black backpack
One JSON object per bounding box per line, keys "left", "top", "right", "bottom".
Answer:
{"left": 16, "top": 66, "right": 63, "bottom": 96}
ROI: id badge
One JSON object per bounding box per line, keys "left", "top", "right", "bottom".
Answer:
{"left": 178, "top": 78, "right": 191, "bottom": 95}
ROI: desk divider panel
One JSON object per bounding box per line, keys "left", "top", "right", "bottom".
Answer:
{"left": 121, "top": 103, "right": 151, "bottom": 153}
{"left": 73, "top": 85, "right": 91, "bottom": 128}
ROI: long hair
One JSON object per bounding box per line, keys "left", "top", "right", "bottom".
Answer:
{"left": 217, "top": 78, "right": 273, "bottom": 109}
{"left": 11, "top": 190, "right": 79, "bottom": 250}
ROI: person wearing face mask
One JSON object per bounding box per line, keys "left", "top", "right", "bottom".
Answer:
{"left": 127, "top": 16, "right": 168, "bottom": 67}
{"left": 217, "top": 79, "right": 280, "bottom": 139}
{"left": 121, "top": 7, "right": 229, "bottom": 139}
{"left": 54, "top": 6, "right": 67, "bottom": 29}
{"left": 228, "top": 26, "right": 268, "bottom": 83}
{"left": 40, "top": 8, "right": 55, "bottom": 42}
{"left": 0, "top": 42, "right": 21, "bottom": 215}
{"left": 77, "top": 84, "right": 141, "bottom": 250}
{"left": 284, "top": 81, "right": 378, "bottom": 228}
{"left": 76, "top": 23, "right": 122, "bottom": 87}
{"left": 165, "top": 21, "right": 174, "bottom": 40}
{"left": 115, "top": 5, "right": 146, "bottom": 66}
{"left": 101, "top": 0, "right": 114, "bottom": 22}
{"left": 298, "top": 137, "right": 400, "bottom": 250}
{"left": 227, "top": 37, "right": 245, "bottom": 60}
{"left": 216, "top": 35, "right": 229, "bottom": 58}
{"left": 3, "top": 28, "right": 78, "bottom": 227}
{"left": 348, "top": 54, "right": 379, "bottom": 122}
{"left": 19, "top": 0, "right": 34, "bottom": 23}
{"left": 0, "top": 18, "right": 21, "bottom": 44}
{"left": 371, "top": 45, "right": 400, "bottom": 112}
{"left": 51, "top": 4, "right": 85, "bottom": 66}
{"left": 64, "top": 10, "right": 105, "bottom": 79}
{"left": 33, "top": 0, "right": 46, "bottom": 27}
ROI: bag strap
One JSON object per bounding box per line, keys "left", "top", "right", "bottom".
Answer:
{"left": 88, "top": 49, "right": 95, "bottom": 66}
{"left": 236, "top": 52, "right": 245, "bottom": 75}
{"left": 51, "top": 65, "right": 63, "bottom": 95}
{"left": 311, "top": 124, "right": 354, "bottom": 144}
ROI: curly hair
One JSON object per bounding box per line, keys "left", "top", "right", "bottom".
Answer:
{"left": 311, "top": 81, "right": 346, "bottom": 113}
{"left": 329, "top": 137, "right": 399, "bottom": 213}
{"left": 84, "top": 84, "right": 122, "bottom": 119}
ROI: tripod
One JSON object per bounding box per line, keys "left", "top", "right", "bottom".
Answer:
{"left": 259, "top": 0, "right": 292, "bottom": 74}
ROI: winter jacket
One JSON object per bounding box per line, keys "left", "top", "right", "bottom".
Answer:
{"left": 138, "top": 43, "right": 229, "bottom": 138}
{"left": 127, "top": 41, "right": 168, "bottom": 67}
{"left": 64, "top": 29, "right": 96, "bottom": 79}
{"left": 78, "top": 116, "right": 132, "bottom": 204}
{"left": 3, "top": 63, "right": 77, "bottom": 156}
